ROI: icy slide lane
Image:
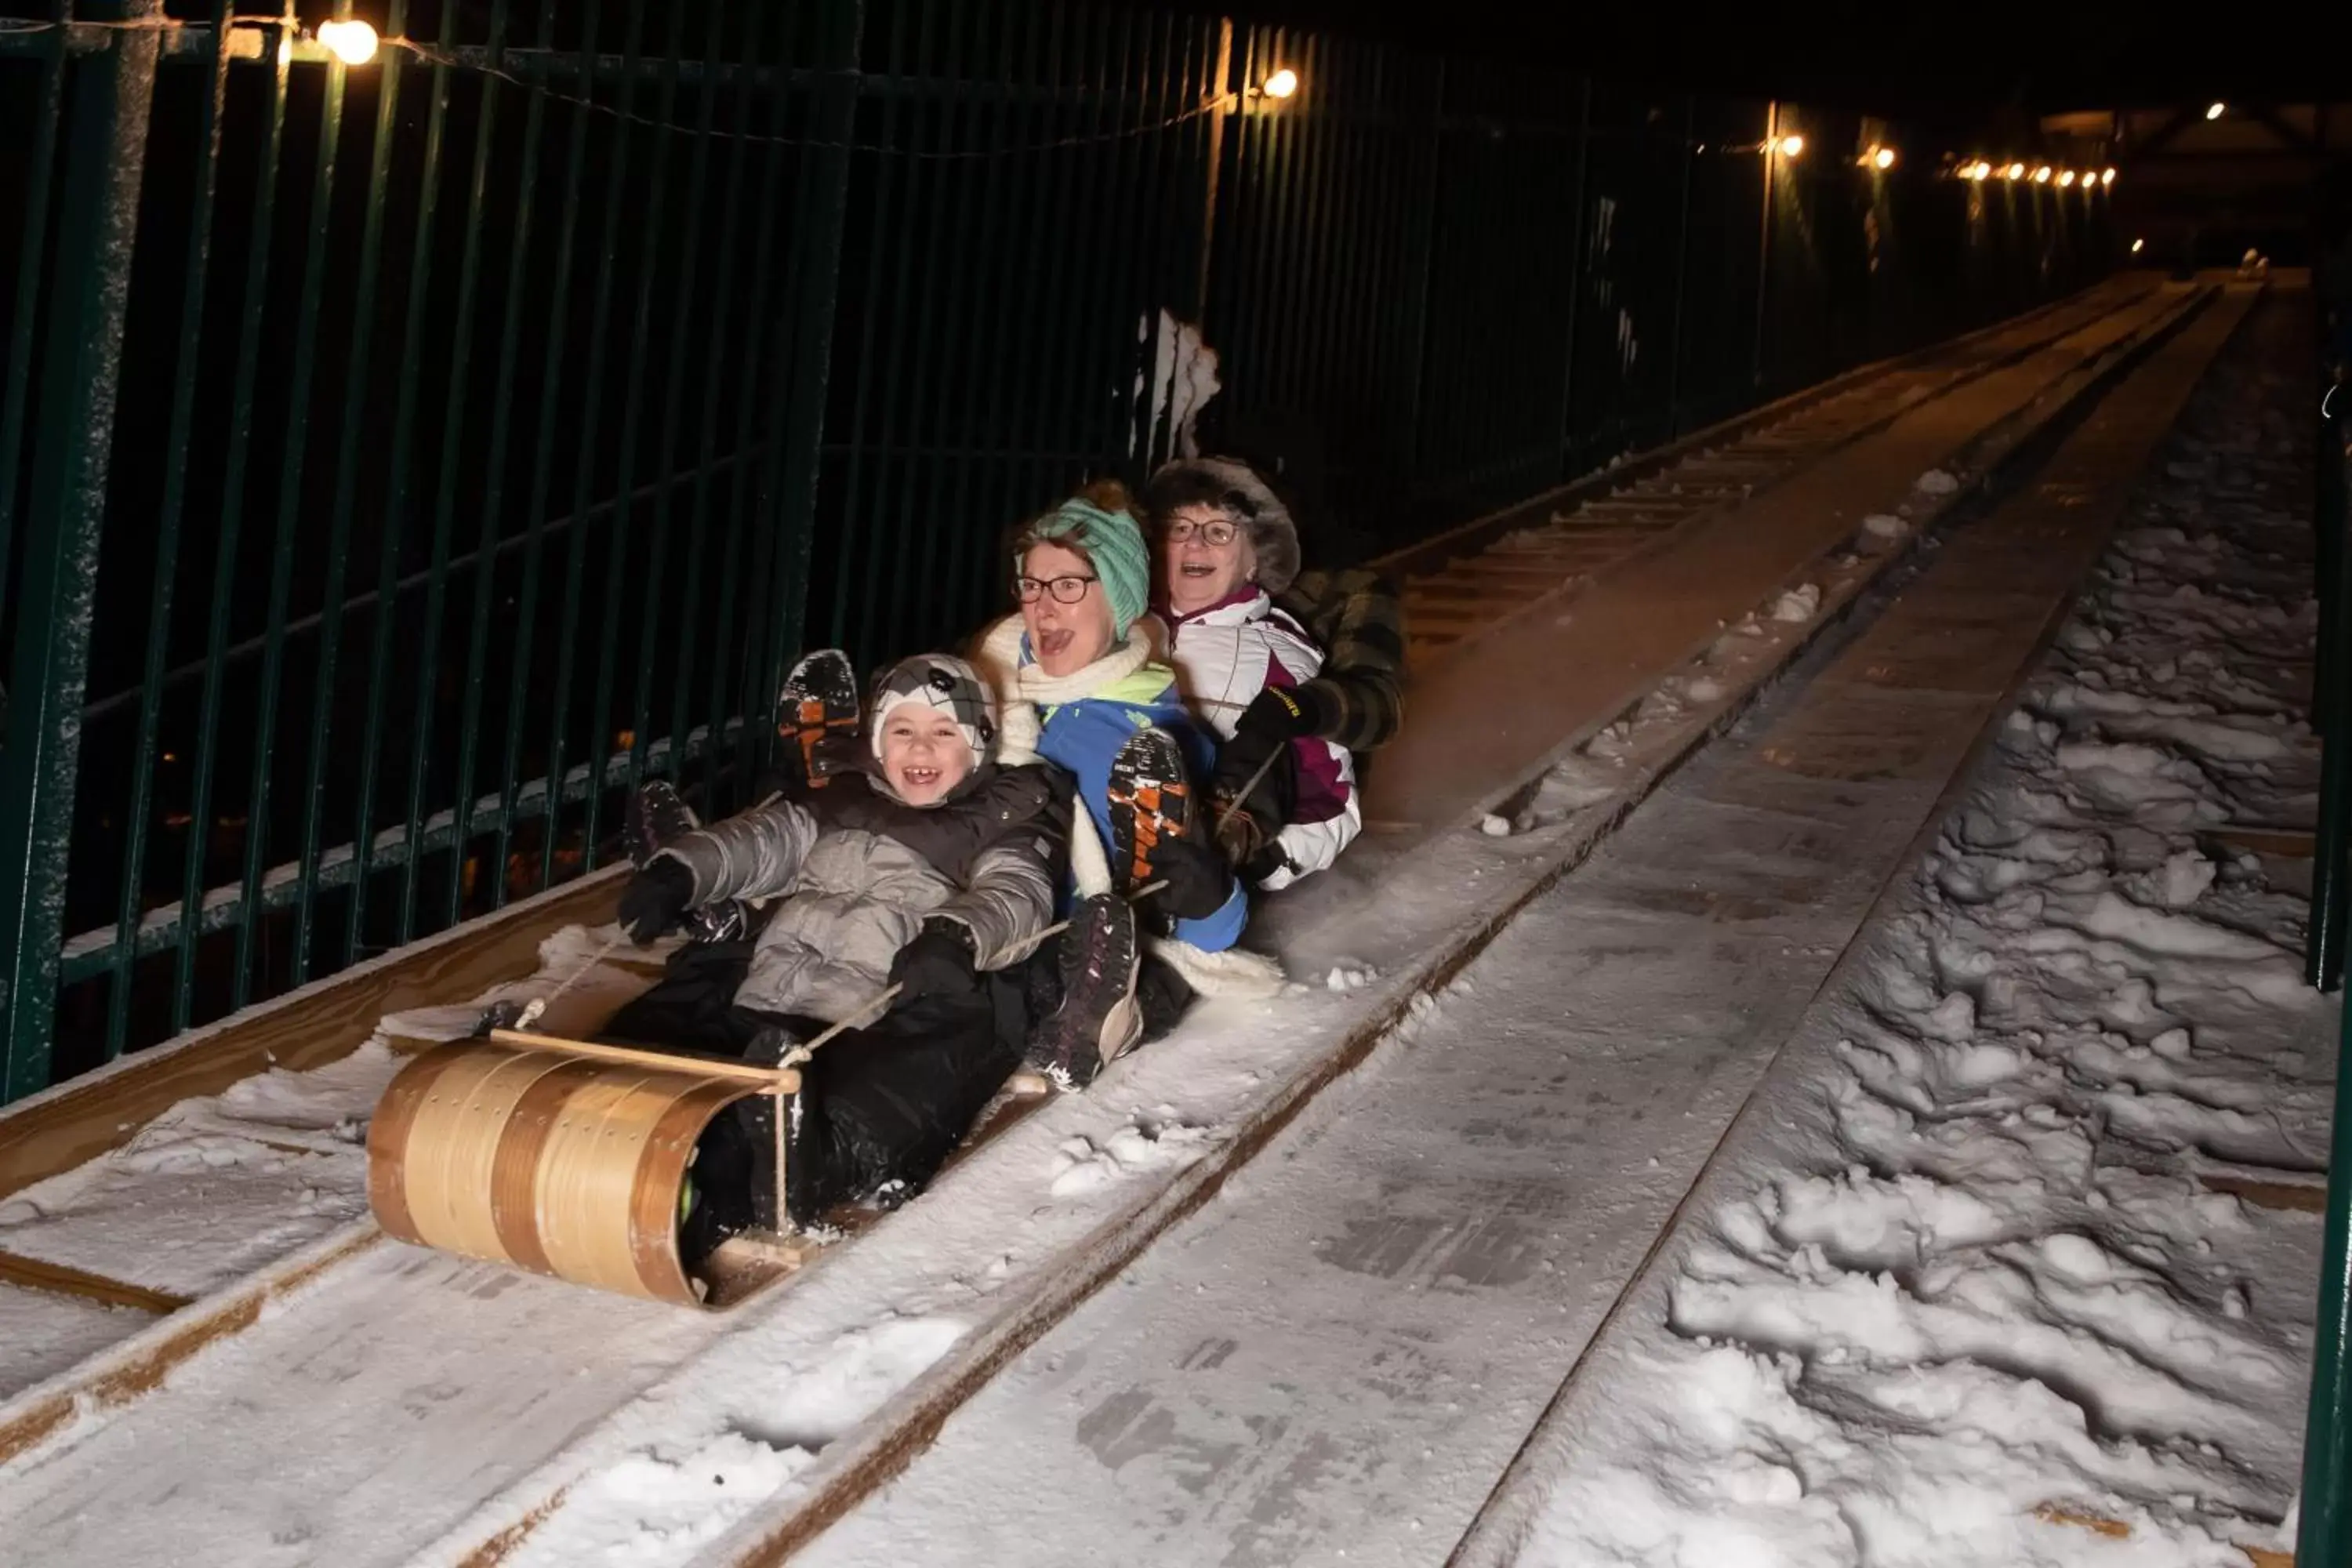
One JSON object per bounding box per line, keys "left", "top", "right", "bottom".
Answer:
{"left": 0, "top": 281, "right": 2212, "bottom": 1567}
{"left": 782, "top": 289, "right": 2268, "bottom": 1566}
{"left": 1446, "top": 300, "right": 2321, "bottom": 1563}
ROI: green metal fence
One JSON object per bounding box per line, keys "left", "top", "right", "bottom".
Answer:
{"left": 0, "top": 0, "right": 2113, "bottom": 1105}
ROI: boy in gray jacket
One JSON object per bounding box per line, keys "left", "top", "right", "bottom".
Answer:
{"left": 609, "top": 653, "right": 1066, "bottom": 1242}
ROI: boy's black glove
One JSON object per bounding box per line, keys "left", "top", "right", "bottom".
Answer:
{"left": 1142, "top": 838, "right": 1235, "bottom": 921}
{"left": 618, "top": 858, "right": 697, "bottom": 945}
{"left": 888, "top": 917, "right": 982, "bottom": 1000}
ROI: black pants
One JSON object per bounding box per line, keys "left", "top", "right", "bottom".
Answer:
{"left": 604, "top": 943, "right": 1025, "bottom": 1237}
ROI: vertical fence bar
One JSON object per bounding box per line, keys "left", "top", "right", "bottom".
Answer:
{"left": 449, "top": 0, "right": 557, "bottom": 919}
{"left": 539, "top": 0, "right": 647, "bottom": 887}
{"left": 935, "top": 2, "right": 1029, "bottom": 633}
{"left": 0, "top": 0, "right": 68, "bottom": 594}
{"left": 1750, "top": 99, "right": 1777, "bottom": 394}
{"left": 0, "top": 1, "right": 160, "bottom": 1098}
{"left": 670, "top": 4, "right": 760, "bottom": 811}
{"left": 1399, "top": 55, "right": 1443, "bottom": 477}
{"left": 493, "top": 0, "right": 592, "bottom": 902}
{"left": 756, "top": 0, "right": 866, "bottom": 728}
{"left": 622, "top": 0, "right": 727, "bottom": 804}
{"left": 293, "top": 0, "right": 410, "bottom": 982}
{"left": 401, "top": 0, "right": 510, "bottom": 938}
{"left": 2311, "top": 383, "right": 2352, "bottom": 992}
{"left": 877, "top": 0, "right": 970, "bottom": 659}
{"left": 107, "top": 0, "right": 234, "bottom": 1051}
{"left": 851, "top": 0, "right": 946, "bottom": 661}
{"left": 232, "top": 30, "right": 351, "bottom": 1007}
{"left": 821, "top": 0, "right": 914, "bottom": 653}
{"left": 581, "top": 2, "right": 686, "bottom": 858}
{"left": 1552, "top": 74, "right": 1592, "bottom": 481}
{"left": 964, "top": 0, "right": 1054, "bottom": 583}
{"left": 344, "top": 0, "right": 460, "bottom": 965}
{"left": 705, "top": 4, "right": 809, "bottom": 811}
{"left": 2301, "top": 235, "right": 2352, "bottom": 1568}
{"left": 172, "top": 14, "right": 289, "bottom": 1031}
{"left": 1663, "top": 96, "right": 1696, "bottom": 441}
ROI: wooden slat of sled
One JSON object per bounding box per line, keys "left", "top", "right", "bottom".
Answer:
{"left": 0, "top": 866, "right": 626, "bottom": 1203}
{"left": 0, "top": 1247, "right": 191, "bottom": 1314}
{"left": 486, "top": 1030, "right": 798, "bottom": 1088}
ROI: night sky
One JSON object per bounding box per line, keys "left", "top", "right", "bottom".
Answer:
{"left": 1196, "top": 1, "right": 2351, "bottom": 126}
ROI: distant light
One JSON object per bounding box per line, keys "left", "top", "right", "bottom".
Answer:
{"left": 277, "top": 31, "right": 292, "bottom": 65}
{"left": 2058, "top": 169, "right": 2077, "bottom": 187}
{"left": 1261, "top": 67, "right": 1298, "bottom": 100}
{"left": 1870, "top": 145, "right": 1896, "bottom": 171}
{"left": 2132, "top": 237, "right": 2146, "bottom": 253}
{"left": 2033, "top": 164, "right": 2053, "bottom": 183}
{"left": 2004, "top": 162, "right": 2026, "bottom": 180}
{"left": 2205, "top": 101, "right": 2226, "bottom": 120}
{"left": 1963, "top": 160, "right": 1990, "bottom": 182}
{"left": 317, "top": 20, "right": 382, "bottom": 66}
{"left": 2100, "top": 167, "right": 2116, "bottom": 186}
{"left": 1775, "top": 133, "right": 1806, "bottom": 158}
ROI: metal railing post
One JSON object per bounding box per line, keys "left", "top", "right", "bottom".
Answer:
{"left": 2310, "top": 363, "right": 2351, "bottom": 993}
{"left": 2300, "top": 214, "right": 2352, "bottom": 1562}
{"left": 1552, "top": 74, "right": 1592, "bottom": 481}
{"left": 0, "top": 3, "right": 159, "bottom": 1100}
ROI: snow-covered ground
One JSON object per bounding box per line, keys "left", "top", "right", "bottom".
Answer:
{"left": 1467, "top": 297, "right": 2325, "bottom": 1567}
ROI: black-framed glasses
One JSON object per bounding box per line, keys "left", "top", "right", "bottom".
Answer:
{"left": 1014, "top": 572, "right": 1099, "bottom": 604}
{"left": 1163, "top": 517, "right": 1240, "bottom": 547}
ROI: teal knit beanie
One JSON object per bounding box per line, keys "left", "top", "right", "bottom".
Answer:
{"left": 1020, "top": 498, "right": 1151, "bottom": 641}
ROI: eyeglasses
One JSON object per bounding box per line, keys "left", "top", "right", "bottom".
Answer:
{"left": 1164, "top": 517, "right": 1240, "bottom": 547}
{"left": 1014, "top": 572, "right": 1098, "bottom": 604}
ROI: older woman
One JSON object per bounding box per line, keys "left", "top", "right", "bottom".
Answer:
{"left": 1142, "top": 458, "right": 1360, "bottom": 891}
{"left": 975, "top": 483, "right": 1258, "bottom": 1089}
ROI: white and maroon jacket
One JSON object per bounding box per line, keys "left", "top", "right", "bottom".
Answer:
{"left": 1156, "top": 588, "right": 1360, "bottom": 891}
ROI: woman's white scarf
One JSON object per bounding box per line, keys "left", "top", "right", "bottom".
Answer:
{"left": 973, "top": 615, "right": 1282, "bottom": 1000}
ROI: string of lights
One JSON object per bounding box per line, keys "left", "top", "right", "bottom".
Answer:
{"left": 0, "top": 12, "right": 2133, "bottom": 183}
{"left": 0, "top": 13, "right": 1294, "bottom": 162}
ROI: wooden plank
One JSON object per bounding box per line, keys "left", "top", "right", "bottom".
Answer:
{"left": 0, "top": 1223, "right": 383, "bottom": 1469}
{"left": 0, "top": 865, "right": 628, "bottom": 1203}
{"left": 2036, "top": 1504, "right": 2290, "bottom": 1566}
{"left": 2205, "top": 824, "right": 2315, "bottom": 860}
{"left": 0, "top": 1248, "right": 191, "bottom": 1314}
{"left": 2201, "top": 1171, "right": 2328, "bottom": 1213}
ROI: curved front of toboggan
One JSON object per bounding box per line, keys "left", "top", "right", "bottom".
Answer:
{"left": 367, "top": 1037, "right": 768, "bottom": 1306}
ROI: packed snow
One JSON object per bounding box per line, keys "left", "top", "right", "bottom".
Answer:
{"left": 1495, "top": 296, "right": 2323, "bottom": 1568}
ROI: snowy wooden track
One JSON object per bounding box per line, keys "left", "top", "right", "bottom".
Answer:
{"left": 754, "top": 281, "right": 2271, "bottom": 1567}
{"left": 0, "top": 277, "right": 2245, "bottom": 1566}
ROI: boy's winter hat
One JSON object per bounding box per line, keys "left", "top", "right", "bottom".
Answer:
{"left": 869, "top": 655, "right": 999, "bottom": 765}
{"left": 1014, "top": 494, "right": 1152, "bottom": 641}
{"left": 1142, "top": 456, "right": 1301, "bottom": 595}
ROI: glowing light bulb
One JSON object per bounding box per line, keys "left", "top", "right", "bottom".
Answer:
{"left": 2131, "top": 238, "right": 2146, "bottom": 253}
{"left": 2205, "top": 101, "right": 2226, "bottom": 120}
{"left": 2100, "top": 167, "right": 2116, "bottom": 186}
{"left": 2004, "top": 162, "right": 2025, "bottom": 180}
{"left": 1871, "top": 145, "right": 1896, "bottom": 170}
{"left": 2033, "top": 165, "right": 2053, "bottom": 183}
{"left": 317, "top": 19, "right": 379, "bottom": 64}
{"left": 1262, "top": 67, "right": 1298, "bottom": 99}
{"left": 1777, "top": 133, "right": 1805, "bottom": 158}
{"left": 2057, "top": 169, "right": 2077, "bottom": 187}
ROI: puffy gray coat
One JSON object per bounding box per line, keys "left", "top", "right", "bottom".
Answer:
{"left": 655, "top": 765, "right": 1062, "bottom": 1023}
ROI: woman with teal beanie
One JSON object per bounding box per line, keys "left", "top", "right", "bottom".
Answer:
{"left": 974, "top": 481, "right": 1278, "bottom": 1089}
